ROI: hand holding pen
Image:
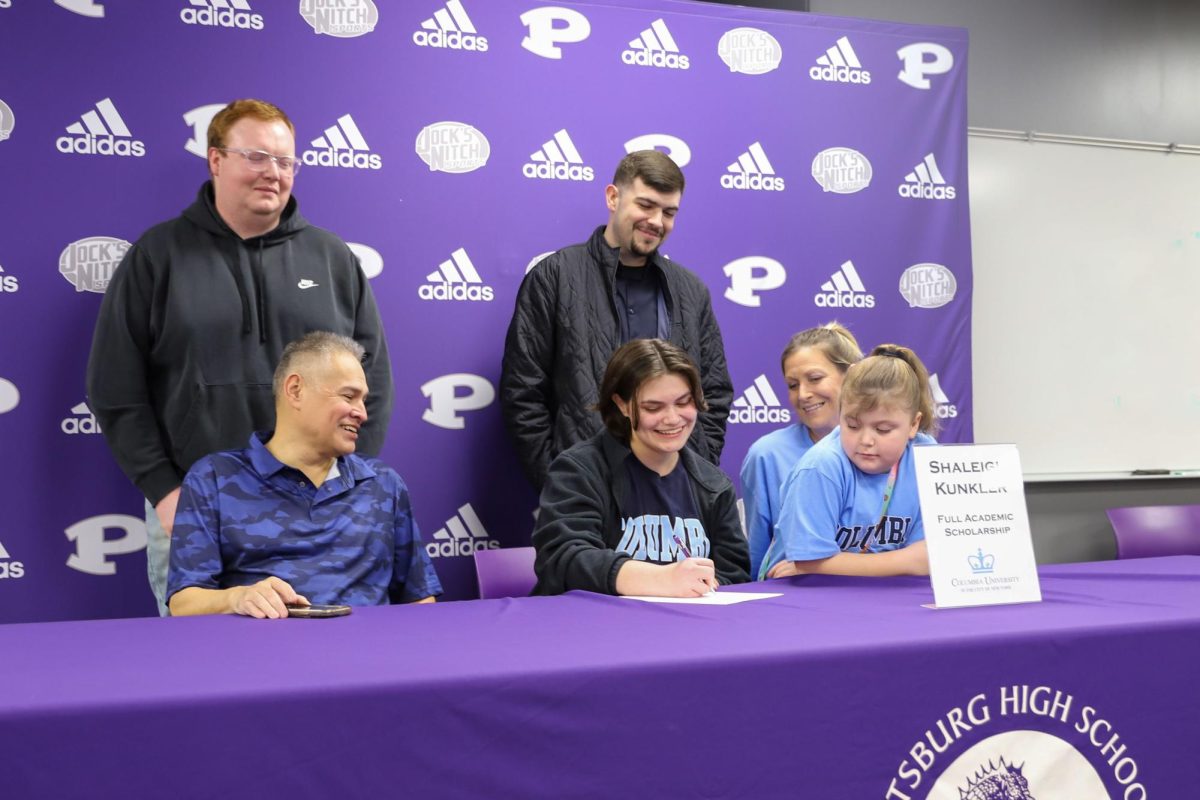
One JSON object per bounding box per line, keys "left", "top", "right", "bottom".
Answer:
{"left": 672, "top": 533, "right": 717, "bottom": 595}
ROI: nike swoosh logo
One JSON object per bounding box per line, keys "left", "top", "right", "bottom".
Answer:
{"left": 297, "top": 279, "right": 319, "bottom": 290}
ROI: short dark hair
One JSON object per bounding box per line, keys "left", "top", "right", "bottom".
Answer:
{"left": 596, "top": 339, "right": 706, "bottom": 442}
{"left": 612, "top": 150, "right": 685, "bottom": 195}
{"left": 273, "top": 331, "right": 364, "bottom": 399}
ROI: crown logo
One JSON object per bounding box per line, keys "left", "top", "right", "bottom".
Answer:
{"left": 967, "top": 548, "right": 995, "bottom": 574}
{"left": 959, "top": 756, "right": 1032, "bottom": 800}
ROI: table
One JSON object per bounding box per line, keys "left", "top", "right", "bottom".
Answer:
{"left": 2, "top": 557, "right": 1197, "bottom": 798}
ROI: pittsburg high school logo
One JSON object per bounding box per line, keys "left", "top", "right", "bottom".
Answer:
{"left": 884, "top": 684, "right": 1147, "bottom": 800}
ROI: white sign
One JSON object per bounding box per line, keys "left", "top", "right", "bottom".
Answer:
{"left": 914, "top": 443, "right": 1041, "bottom": 608}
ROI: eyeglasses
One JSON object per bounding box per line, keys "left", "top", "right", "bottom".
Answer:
{"left": 217, "top": 147, "right": 301, "bottom": 175}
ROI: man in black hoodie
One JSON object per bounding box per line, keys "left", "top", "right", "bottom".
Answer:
{"left": 87, "top": 99, "right": 392, "bottom": 616}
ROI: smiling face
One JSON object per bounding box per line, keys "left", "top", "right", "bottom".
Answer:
{"left": 616, "top": 372, "right": 696, "bottom": 474}
{"left": 783, "top": 346, "right": 846, "bottom": 441}
{"left": 603, "top": 177, "right": 681, "bottom": 266}
{"left": 839, "top": 402, "right": 920, "bottom": 475}
{"left": 208, "top": 116, "right": 295, "bottom": 238}
{"left": 298, "top": 351, "right": 369, "bottom": 460}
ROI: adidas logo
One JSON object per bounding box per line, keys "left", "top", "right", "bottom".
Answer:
{"left": 809, "top": 36, "right": 870, "bottom": 84}
{"left": 56, "top": 98, "right": 145, "bottom": 157}
{"left": 929, "top": 373, "right": 958, "bottom": 419}
{"left": 0, "top": 538, "right": 24, "bottom": 580}
{"left": 622, "top": 18, "right": 689, "bottom": 69}
{"left": 720, "top": 142, "right": 784, "bottom": 191}
{"left": 299, "top": 0, "right": 377, "bottom": 38}
{"left": 898, "top": 153, "right": 956, "bottom": 200}
{"left": 303, "top": 114, "right": 382, "bottom": 170}
{"left": 811, "top": 147, "right": 872, "bottom": 194}
{"left": 58, "top": 236, "right": 132, "bottom": 294}
{"left": 419, "top": 247, "right": 494, "bottom": 302}
{"left": 0, "top": 264, "right": 18, "bottom": 293}
{"left": 899, "top": 262, "right": 957, "bottom": 309}
{"left": 426, "top": 502, "right": 500, "bottom": 558}
{"left": 413, "top": 0, "right": 487, "bottom": 51}
{"left": 0, "top": 377, "right": 18, "bottom": 414}
{"left": 815, "top": 260, "right": 875, "bottom": 308}
{"left": 729, "top": 375, "right": 791, "bottom": 425}
{"left": 180, "top": 0, "right": 264, "bottom": 30}
{"left": 61, "top": 401, "right": 101, "bottom": 434}
{"left": 523, "top": 129, "right": 594, "bottom": 181}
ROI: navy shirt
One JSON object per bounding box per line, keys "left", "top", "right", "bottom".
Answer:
{"left": 168, "top": 432, "right": 442, "bottom": 605}
{"left": 615, "top": 454, "right": 710, "bottom": 563}
{"left": 615, "top": 264, "right": 661, "bottom": 342}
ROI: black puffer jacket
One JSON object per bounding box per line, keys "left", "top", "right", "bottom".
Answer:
{"left": 532, "top": 431, "right": 750, "bottom": 596}
{"left": 501, "top": 226, "right": 732, "bottom": 491}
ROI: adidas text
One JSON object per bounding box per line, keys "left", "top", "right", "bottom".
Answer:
{"left": 729, "top": 406, "right": 791, "bottom": 425}
{"left": 522, "top": 162, "right": 594, "bottom": 181}
{"left": 720, "top": 173, "right": 783, "bottom": 191}
{"left": 426, "top": 538, "right": 499, "bottom": 558}
{"left": 809, "top": 64, "right": 870, "bottom": 83}
{"left": 622, "top": 49, "right": 689, "bottom": 69}
{"left": 0, "top": 561, "right": 24, "bottom": 580}
{"left": 180, "top": 6, "right": 264, "bottom": 29}
{"left": 62, "top": 416, "right": 101, "bottom": 435}
{"left": 936, "top": 403, "right": 959, "bottom": 419}
{"left": 56, "top": 135, "right": 145, "bottom": 157}
{"left": 413, "top": 29, "right": 487, "bottom": 50}
{"left": 0, "top": 274, "right": 18, "bottom": 293}
{"left": 898, "top": 182, "right": 955, "bottom": 200}
{"left": 418, "top": 283, "right": 493, "bottom": 302}
{"left": 815, "top": 291, "right": 875, "bottom": 309}
{"left": 302, "top": 149, "right": 382, "bottom": 170}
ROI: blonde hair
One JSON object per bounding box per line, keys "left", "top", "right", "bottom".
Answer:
{"left": 839, "top": 344, "right": 938, "bottom": 435}
{"left": 780, "top": 321, "right": 862, "bottom": 374}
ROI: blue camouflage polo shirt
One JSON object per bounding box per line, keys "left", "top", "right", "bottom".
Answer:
{"left": 167, "top": 432, "right": 442, "bottom": 605}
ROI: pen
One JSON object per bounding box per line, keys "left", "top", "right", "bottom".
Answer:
{"left": 672, "top": 533, "right": 692, "bottom": 559}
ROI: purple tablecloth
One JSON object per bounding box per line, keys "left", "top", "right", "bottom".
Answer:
{"left": 2, "top": 557, "right": 1196, "bottom": 798}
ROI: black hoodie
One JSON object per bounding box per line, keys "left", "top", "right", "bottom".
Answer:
{"left": 87, "top": 182, "right": 393, "bottom": 506}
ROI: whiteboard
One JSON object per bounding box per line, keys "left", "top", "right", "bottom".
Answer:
{"left": 969, "top": 136, "right": 1200, "bottom": 478}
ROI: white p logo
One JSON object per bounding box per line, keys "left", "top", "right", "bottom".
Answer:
{"left": 520, "top": 7, "right": 591, "bottom": 60}
{"left": 623, "top": 134, "right": 692, "bottom": 168}
{"left": 897, "top": 42, "right": 954, "bottom": 90}
{"left": 723, "top": 256, "right": 786, "bottom": 308}
{"left": 183, "top": 103, "right": 227, "bottom": 159}
{"left": 421, "top": 373, "right": 496, "bottom": 430}
{"left": 348, "top": 242, "right": 384, "bottom": 279}
{"left": 65, "top": 514, "right": 147, "bottom": 576}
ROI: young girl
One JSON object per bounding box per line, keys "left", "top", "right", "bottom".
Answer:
{"left": 532, "top": 339, "right": 750, "bottom": 597}
{"left": 761, "top": 344, "right": 938, "bottom": 579}
{"left": 740, "top": 323, "right": 863, "bottom": 578}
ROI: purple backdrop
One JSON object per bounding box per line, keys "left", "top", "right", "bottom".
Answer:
{"left": 0, "top": 0, "right": 971, "bottom": 623}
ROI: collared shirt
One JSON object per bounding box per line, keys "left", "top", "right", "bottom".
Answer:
{"left": 168, "top": 432, "right": 442, "bottom": 605}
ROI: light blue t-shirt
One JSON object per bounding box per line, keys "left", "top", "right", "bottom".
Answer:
{"left": 739, "top": 424, "right": 814, "bottom": 579}
{"left": 761, "top": 429, "right": 937, "bottom": 577}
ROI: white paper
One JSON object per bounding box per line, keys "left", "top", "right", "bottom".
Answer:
{"left": 621, "top": 591, "right": 782, "bottom": 605}
{"left": 914, "top": 443, "right": 1042, "bottom": 609}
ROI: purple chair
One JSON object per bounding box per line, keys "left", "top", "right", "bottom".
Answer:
{"left": 1105, "top": 505, "right": 1200, "bottom": 560}
{"left": 473, "top": 546, "right": 537, "bottom": 599}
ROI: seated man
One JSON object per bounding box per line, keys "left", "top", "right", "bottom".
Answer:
{"left": 168, "top": 332, "right": 440, "bottom": 618}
